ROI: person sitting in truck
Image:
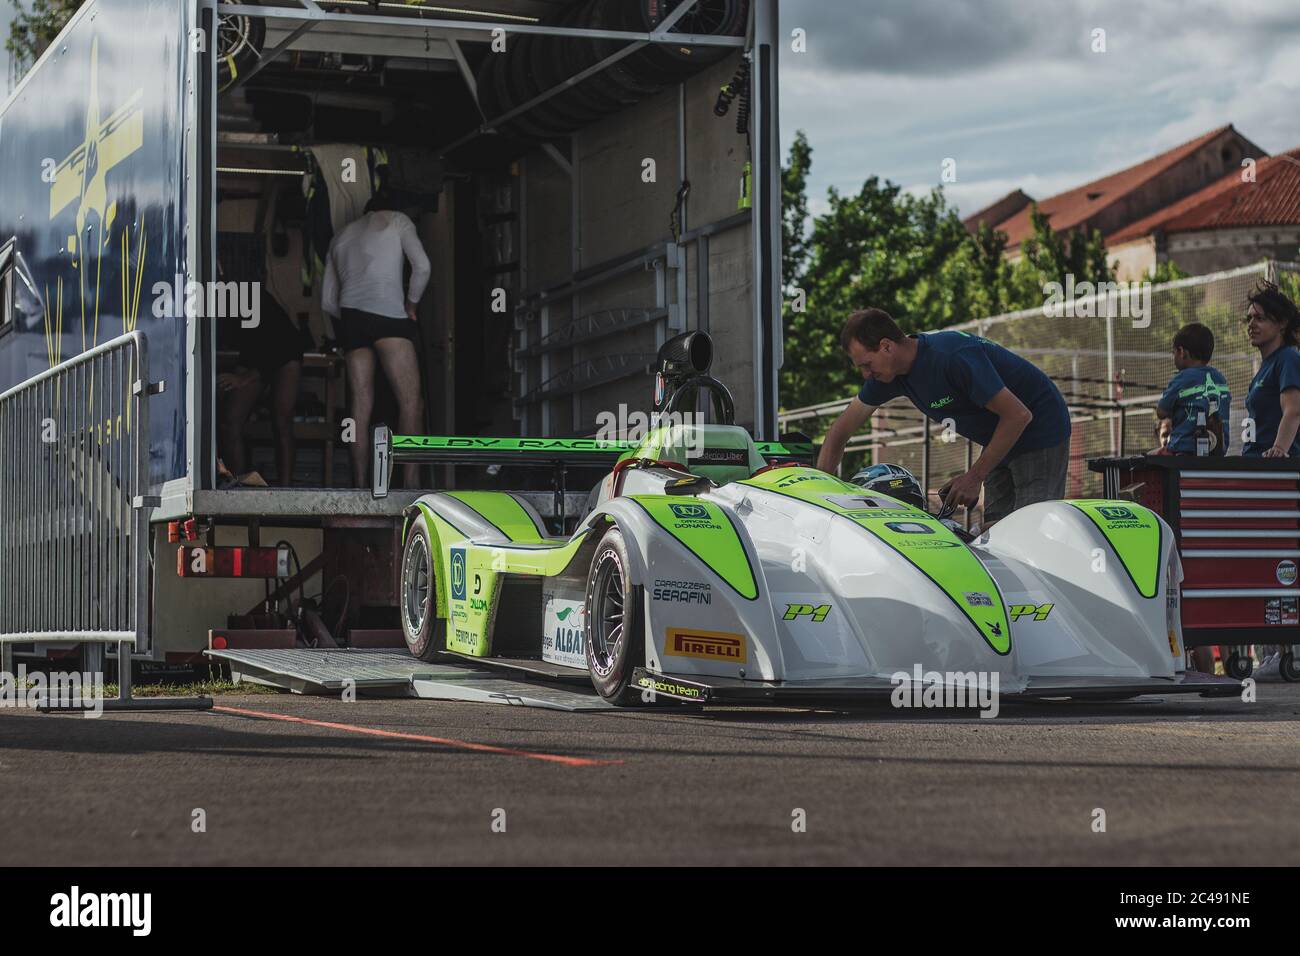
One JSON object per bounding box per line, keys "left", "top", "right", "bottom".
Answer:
{"left": 1155, "top": 322, "right": 1230, "bottom": 456}
{"left": 322, "top": 189, "right": 431, "bottom": 488}
{"left": 1243, "top": 281, "right": 1300, "bottom": 458}
{"left": 216, "top": 274, "right": 311, "bottom": 487}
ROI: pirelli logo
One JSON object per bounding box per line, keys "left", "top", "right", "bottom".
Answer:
{"left": 665, "top": 628, "right": 747, "bottom": 663}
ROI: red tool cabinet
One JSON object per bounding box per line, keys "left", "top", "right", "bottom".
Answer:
{"left": 1089, "top": 455, "right": 1300, "bottom": 680}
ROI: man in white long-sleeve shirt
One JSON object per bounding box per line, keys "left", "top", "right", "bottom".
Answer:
{"left": 322, "top": 191, "right": 431, "bottom": 487}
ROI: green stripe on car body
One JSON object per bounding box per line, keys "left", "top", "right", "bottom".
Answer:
{"left": 1067, "top": 500, "right": 1162, "bottom": 599}
{"left": 445, "top": 491, "right": 548, "bottom": 543}
{"left": 413, "top": 500, "right": 593, "bottom": 608}
{"left": 411, "top": 497, "right": 594, "bottom": 657}
{"left": 413, "top": 501, "right": 460, "bottom": 621}
{"left": 741, "top": 469, "right": 1012, "bottom": 654}
{"left": 481, "top": 529, "right": 593, "bottom": 577}
{"left": 629, "top": 496, "right": 759, "bottom": 600}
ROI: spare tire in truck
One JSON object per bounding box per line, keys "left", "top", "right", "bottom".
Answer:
{"left": 216, "top": 0, "right": 265, "bottom": 93}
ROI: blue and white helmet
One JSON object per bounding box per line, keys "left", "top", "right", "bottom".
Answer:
{"left": 850, "top": 463, "right": 926, "bottom": 510}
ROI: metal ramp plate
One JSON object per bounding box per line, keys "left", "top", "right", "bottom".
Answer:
{"left": 207, "top": 648, "right": 453, "bottom": 693}
{"left": 205, "top": 647, "right": 614, "bottom": 711}
{"left": 411, "top": 677, "right": 614, "bottom": 711}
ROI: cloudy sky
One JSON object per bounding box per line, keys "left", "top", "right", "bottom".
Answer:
{"left": 2, "top": 0, "right": 1295, "bottom": 223}
{"left": 777, "top": 0, "right": 1300, "bottom": 219}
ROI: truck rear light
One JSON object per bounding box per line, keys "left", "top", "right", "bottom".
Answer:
{"left": 177, "top": 546, "right": 290, "bottom": 578}
{"left": 168, "top": 519, "right": 203, "bottom": 543}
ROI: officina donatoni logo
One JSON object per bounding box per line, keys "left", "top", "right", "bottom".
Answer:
{"left": 450, "top": 549, "right": 467, "bottom": 601}
{"left": 669, "top": 503, "right": 709, "bottom": 520}
{"left": 1097, "top": 506, "right": 1135, "bottom": 521}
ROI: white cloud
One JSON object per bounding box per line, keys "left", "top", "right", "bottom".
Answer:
{"left": 779, "top": 0, "right": 1300, "bottom": 219}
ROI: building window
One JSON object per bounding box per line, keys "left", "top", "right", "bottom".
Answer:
{"left": 0, "top": 239, "right": 14, "bottom": 341}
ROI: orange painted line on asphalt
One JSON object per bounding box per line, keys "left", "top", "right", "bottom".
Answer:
{"left": 211, "top": 705, "right": 622, "bottom": 767}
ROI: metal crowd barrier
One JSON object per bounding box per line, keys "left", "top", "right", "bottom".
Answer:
{"left": 0, "top": 332, "right": 208, "bottom": 711}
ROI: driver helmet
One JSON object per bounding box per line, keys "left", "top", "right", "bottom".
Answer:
{"left": 850, "top": 463, "right": 926, "bottom": 511}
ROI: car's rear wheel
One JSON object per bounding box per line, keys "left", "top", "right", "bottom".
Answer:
{"left": 401, "top": 514, "right": 445, "bottom": 661}
{"left": 585, "top": 526, "right": 645, "bottom": 705}
{"left": 1281, "top": 650, "right": 1299, "bottom": 682}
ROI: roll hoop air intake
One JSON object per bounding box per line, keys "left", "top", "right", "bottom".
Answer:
{"left": 653, "top": 331, "right": 736, "bottom": 425}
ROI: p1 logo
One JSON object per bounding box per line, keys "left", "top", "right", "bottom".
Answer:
{"left": 1009, "top": 602, "right": 1054, "bottom": 622}
{"left": 450, "top": 549, "right": 467, "bottom": 601}
{"left": 783, "top": 603, "right": 832, "bottom": 623}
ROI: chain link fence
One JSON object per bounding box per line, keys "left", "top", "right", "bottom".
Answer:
{"left": 781, "top": 260, "right": 1300, "bottom": 527}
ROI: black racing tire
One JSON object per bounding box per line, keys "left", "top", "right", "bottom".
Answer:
{"left": 1225, "top": 652, "right": 1252, "bottom": 681}
{"left": 1281, "top": 651, "right": 1300, "bottom": 682}
{"left": 579, "top": 0, "right": 666, "bottom": 98}
{"left": 490, "top": 36, "right": 554, "bottom": 143}
{"left": 618, "top": 0, "right": 749, "bottom": 81}
{"left": 400, "top": 513, "right": 446, "bottom": 662}
{"left": 216, "top": 0, "right": 265, "bottom": 94}
{"left": 525, "top": 7, "right": 607, "bottom": 128}
{"left": 584, "top": 526, "right": 646, "bottom": 706}
{"left": 552, "top": 2, "right": 637, "bottom": 115}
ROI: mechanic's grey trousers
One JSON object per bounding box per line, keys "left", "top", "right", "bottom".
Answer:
{"left": 982, "top": 439, "right": 1070, "bottom": 524}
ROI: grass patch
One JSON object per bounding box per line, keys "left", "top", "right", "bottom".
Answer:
{"left": 101, "top": 679, "right": 282, "bottom": 698}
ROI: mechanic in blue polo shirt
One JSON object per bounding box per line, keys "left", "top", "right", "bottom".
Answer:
{"left": 1243, "top": 281, "right": 1300, "bottom": 457}
{"left": 817, "top": 308, "right": 1072, "bottom": 525}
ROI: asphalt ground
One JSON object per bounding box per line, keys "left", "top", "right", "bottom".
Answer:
{"left": 1, "top": 682, "right": 1297, "bottom": 866}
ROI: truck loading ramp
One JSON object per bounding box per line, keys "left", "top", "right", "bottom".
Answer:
{"left": 205, "top": 647, "right": 614, "bottom": 711}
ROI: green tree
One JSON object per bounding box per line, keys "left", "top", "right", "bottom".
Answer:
{"left": 780, "top": 172, "right": 984, "bottom": 409}
{"left": 1004, "top": 203, "right": 1115, "bottom": 308}
{"left": 781, "top": 130, "right": 812, "bottom": 297}
{"left": 1151, "top": 259, "right": 1191, "bottom": 284}
{"left": 6, "top": 0, "right": 84, "bottom": 82}
{"left": 1279, "top": 269, "right": 1300, "bottom": 307}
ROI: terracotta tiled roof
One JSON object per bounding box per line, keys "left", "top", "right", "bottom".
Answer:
{"left": 962, "top": 189, "right": 1031, "bottom": 233}
{"left": 990, "top": 126, "right": 1235, "bottom": 249}
{"left": 1107, "top": 147, "right": 1300, "bottom": 243}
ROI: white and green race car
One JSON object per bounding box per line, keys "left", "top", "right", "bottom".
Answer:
{"left": 376, "top": 335, "right": 1235, "bottom": 707}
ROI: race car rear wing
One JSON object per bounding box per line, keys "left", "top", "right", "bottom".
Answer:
{"left": 372, "top": 426, "right": 816, "bottom": 500}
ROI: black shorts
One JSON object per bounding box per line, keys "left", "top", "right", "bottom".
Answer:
{"left": 336, "top": 308, "right": 418, "bottom": 351}
{"left": 235, "top": 292, "right": 311, "bottom": 381}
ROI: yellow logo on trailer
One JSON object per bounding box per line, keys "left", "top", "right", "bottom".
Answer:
{"left": 44, "top": 34, "right": 146, "bottom": 430}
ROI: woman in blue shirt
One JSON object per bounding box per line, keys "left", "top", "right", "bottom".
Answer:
{"left": 1244, "top": 281, "right": 1300, "bottom": 458}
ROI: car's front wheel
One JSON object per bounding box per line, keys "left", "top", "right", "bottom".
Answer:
{"left": 585, "top": 526, "right": 645, "bottom": 705}
{"left": 401, "top": 513, "right": 445, "bottom": 661}
{"left": 1225, "top": 651, "right": 1252, "bottom": 681}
